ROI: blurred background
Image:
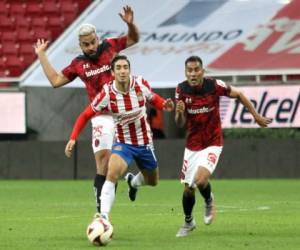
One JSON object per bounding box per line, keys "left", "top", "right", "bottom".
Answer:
{"left": 0, "top": 0, "right": 299, "bottom": 179}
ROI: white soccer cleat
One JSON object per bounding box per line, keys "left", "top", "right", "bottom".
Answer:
{"left": 204, "top": 193, "right": 215, "bottom": 225}
{"left": 176, "top": 219, "right": 196, "bottom": 237}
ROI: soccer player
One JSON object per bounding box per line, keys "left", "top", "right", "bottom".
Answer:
{"left": 175, "top": 56, "right": 272, "bottom": 237}
{"left": 64, "top": 55, "right": 174, "bottom": 221}
{"left": 34, "top": 6, "right": 139, "bottom": 216}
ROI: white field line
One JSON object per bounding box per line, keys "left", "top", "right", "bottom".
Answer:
{"left": 0, "top": 205, "right": 271, "bottom": 222}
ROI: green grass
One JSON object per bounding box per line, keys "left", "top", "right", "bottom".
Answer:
{"left": 0, "top": 180, "right": 300, "bottom": 250}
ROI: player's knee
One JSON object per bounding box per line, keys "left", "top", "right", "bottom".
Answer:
{"left": 195, "top": 177, "right": 208, "bottom": 189}
{"left": 184, "top": 186, "right": 195, "bottom": 196}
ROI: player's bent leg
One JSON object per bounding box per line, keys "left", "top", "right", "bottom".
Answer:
{"left": 124, "top": 172, "right": 138, "bottom": 201}
{"left": 195, "top": 167, "right": 215, "bottom": 225}
{"left": 141, "top": 168, "right": 158, "bottom": 186}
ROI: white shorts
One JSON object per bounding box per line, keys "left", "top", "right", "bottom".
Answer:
{"left": 180, "top": 146, "right": 223, "bottom": 187}
{"left": 91, "top": 115, "right": 115, "bottom": 153}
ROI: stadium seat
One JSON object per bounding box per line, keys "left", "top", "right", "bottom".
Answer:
{"left": 60, "top": 1, "right": 79, "bottom": 14}
{"left": 42, "top": 2, "right": 60, "bottom": 15}
{"left": 0, "top": 2, "right": 9, "bottom": 16}
{"left": 47, "top": 16, "right": 65, "bottom": 38}
{"left": 1, "top": 31, "right": 17, "bottom": 43}
{"left": 9, "top": 3, "right": 26, "bottom": 16}
{"left": 1, "top": 43, "right": 19, "bottom": 56}
{"left": 3, "top": 55, "right": 25, "bottom": 76}
{"left": 15, "top": 15, "right": 31, "bottom": 29}
{"left": 0, "top": 16, "right": 15, "bottom": 31}
{"left": 31, "top": 16, "right": 47, "bottom": 29}
{"left": 16, "top": 29, "right": 35, "bottom": 43}
{"left": 33, "top": 29, "right": 52, "bottom": 41}
{"left": 25, "top": 2, "right": 42, "bottom": 17}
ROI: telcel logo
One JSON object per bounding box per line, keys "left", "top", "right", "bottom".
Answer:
{"left": 231, "top": 91, "right": 300, "bottom": 124}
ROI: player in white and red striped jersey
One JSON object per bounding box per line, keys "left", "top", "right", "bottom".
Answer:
{"left": 65, "top": 55, "right": 174, "bottom": 222}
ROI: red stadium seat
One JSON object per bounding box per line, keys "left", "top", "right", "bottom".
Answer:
{"left": 19, "top": 43, "right": 34, "bottom": 55}
{"left": 31, "top": 16, "right": 47, "bottom": 28}
{"left": 25, "top": 2, "right": 42, "bottom": 17}
{"left": 60, "top": 1, "right": 79, "bottom": 14}
{"left": 16, "top": 29, "right": 35, "bottom": 43}
{"left": 0, "top": 2, "right": 9, "bottom": 16}
{"left": 0, "top": 16, "right": 15, "bottom": 31}
{"left": 47, "top": 16, "right": 64, "bottom": 38}
{"left": 1, "top": 43, "right": 19, "bottom": 56}
{"left": 42, "top": 1, "right": 60, "bottom": 15}
{"left": 3, "top": 56, "right": 25, "bottom": 76}
{"left": 33, "top": 29, "right": 52, "bottom": 41}
{"left": 15, "top": 15, "right": 31, "bottom": 29}
{"left": 1, "top": 31, "right": 17, "bottom": 43}
{"left": 10, "top": 3, "right": 26, "bottom": 16}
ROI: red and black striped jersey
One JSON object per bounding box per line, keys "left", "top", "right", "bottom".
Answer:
{"left": 175, "top": 77, "right": 231, "bottom": 151}
{"left": 62, "top": 36, "right": 127, "bottom": 102}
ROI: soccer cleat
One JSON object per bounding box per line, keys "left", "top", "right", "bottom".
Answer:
{"left": 176, "top": 219, "right": 196, "bottom": 237}
{"left": 124, "top": 172, "right": 138, "bottom": 201}
{"left": 204, "top": 193, "right": 215, "bottom": 225}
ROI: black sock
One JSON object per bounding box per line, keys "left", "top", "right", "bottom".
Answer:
{"left": 94, "top": 174, "right": 106, "bottom": 213}
{"left": 198, "top": 182, "right": 212, "bottom": 204}
{"left": 182, "top": 192, "right": 195, "bottom": 223}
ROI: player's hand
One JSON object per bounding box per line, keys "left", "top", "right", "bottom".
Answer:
{"left": 119, "top": 5, "right": 134, "bottom": 25}
{"left": 65, "top": 140, "right": 76, "bottom": 158}
{"left": 176, "top": 100, "right": 185, "bottom": 114}
{"left": 254, "top": 115, "right": 272, "bottom": 127}
{"left": 34, "top": 39, "right": 49, "bottom": 55}
{"left": 163, "top": 98, "right": 174, "bottom": 112}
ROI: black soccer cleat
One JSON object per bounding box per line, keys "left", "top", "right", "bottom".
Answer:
{"left": 125, "top": 173, "right": 138, "bottom": 201}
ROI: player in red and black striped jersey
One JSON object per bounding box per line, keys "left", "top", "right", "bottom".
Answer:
{"left": 175, "top": 56, "right": 272, "bottom": 237}
{"left": 34, "top": 6, "right": 140, "bottom": 216}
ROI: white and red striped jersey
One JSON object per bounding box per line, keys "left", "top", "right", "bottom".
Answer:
{"left": 91, "top": 75, "right": 155, "bottom": 146}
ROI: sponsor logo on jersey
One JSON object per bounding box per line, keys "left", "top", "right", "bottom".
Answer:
{"left": 187, "top": 106, "right": 215, "bottom": 114}
{"left": 117, "top": 109, "right": 144, "bottom": 125}
{"left": 85, "top": 65, "right": 110, "bottom": 77}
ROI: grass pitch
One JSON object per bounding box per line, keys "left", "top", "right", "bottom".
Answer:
{"left": 0, "top": 179, "right": 299, "bottom": 250}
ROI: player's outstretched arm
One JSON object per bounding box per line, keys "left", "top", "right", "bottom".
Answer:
{"left": 175, "top": 100, "right": 186, "bottom": 128}
{"left": 119, "top": 5, "right": 140, "bottom": 47}
{"left": 229, "top": 86, "right": 272, "bottom": 127}
{"left": 34, "top": 39, "right": 70, "bottom": 88}
{"left": 65, "top": 105, "right": 96, "bottom": 157}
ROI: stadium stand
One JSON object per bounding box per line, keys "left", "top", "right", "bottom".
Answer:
{"left": 0, "top": 0, "right": 92, "bottom": 78}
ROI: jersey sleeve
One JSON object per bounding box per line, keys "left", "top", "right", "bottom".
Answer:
{"left": 91, "top": 84, "right": 110, "bottom": 112}
{"left": 215, "top": 79, "right": 231, "bottom": 97}
{"left": 107, "top": 36, "right": 128, "bottom": 52}
{"left": 61, "top": 59, "right": 78, "bottom": 81}
{"left": 70, "top": 105, "right": 95, "bottom": 140}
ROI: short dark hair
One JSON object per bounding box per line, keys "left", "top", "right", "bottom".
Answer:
{"left": 185, "top": 56, "right": 203, "bottom": 67}
{"left": 111, "top": 54, "right": 131, "bottom": 71}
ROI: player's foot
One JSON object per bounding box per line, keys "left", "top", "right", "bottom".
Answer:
{"left": 204, "top": 193, "right": 215, "bottom": 225}
{"left": 125, "top": 172, "right": 138, "bottom": 201}
{"left": 176, "top": 219, "right": 196, "bottom": 237}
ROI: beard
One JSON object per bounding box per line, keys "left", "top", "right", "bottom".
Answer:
{"left": 84, "top": 45, "right": 101, "bottom": 61}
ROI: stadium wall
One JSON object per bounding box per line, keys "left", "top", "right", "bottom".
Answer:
{"left": 0, "top": 139, "right": 299, "bottom": 179}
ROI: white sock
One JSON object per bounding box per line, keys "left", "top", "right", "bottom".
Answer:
{"left": 131, "top": 172, "right": 145, "bottom": 188}
{"left": 100, "top": 180, "right": 115, "bottom": 219}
